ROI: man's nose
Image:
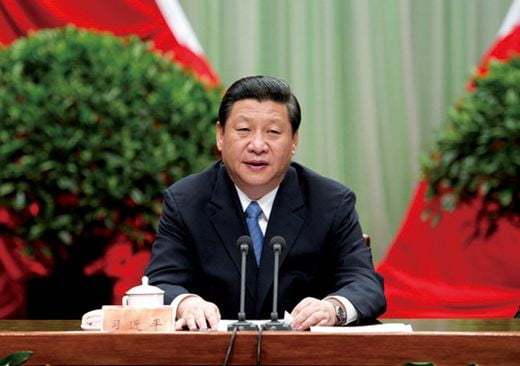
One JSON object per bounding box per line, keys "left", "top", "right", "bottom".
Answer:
{"left": 248, "top": 132, "right": 267, "bottom": 153}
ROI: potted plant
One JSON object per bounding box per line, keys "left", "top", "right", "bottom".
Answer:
{"left": 421, "top": 56, "right": 520, "bottom": 235}
{"left": 0, "top": 26, "right": 222, "bottom": 317}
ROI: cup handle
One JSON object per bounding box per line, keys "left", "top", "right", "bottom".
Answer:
{"left": 122, "top": 295, "right": 128, "bottom": 307}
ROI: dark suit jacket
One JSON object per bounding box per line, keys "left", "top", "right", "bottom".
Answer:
{"left": 145, "top": 161, "right": 386, "bottom": 321}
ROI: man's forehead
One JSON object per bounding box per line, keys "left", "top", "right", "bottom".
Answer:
{"left": 228, "top": 99, "right": 289, "bottom": 119}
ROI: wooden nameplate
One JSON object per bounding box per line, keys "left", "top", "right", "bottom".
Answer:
{"left": 101, "top": 305, "right": 173, "bottom": 332}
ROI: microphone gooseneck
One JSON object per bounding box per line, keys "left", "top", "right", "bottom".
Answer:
{"left": 228, "top": 235, "right": 258, "bottom": 331}
{"left": 262, "top": 236, "right": 292, "bottom": 331}
{"left": 237, "top": 235, "right": 251, "bottom": 322}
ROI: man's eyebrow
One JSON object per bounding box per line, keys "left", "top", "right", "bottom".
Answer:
{"left": 234, "top": 115, "right": 252, "bottom": 121}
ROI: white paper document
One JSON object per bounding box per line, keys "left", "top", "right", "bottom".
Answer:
{"left": 310, "top": 323, "right": 413, "bottom": 333}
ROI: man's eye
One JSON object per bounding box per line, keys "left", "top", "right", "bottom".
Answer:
{"left": 236, "top": 128, "right": 250, "bottom": 132}
{"left": 268, "top": 130, "right": 281, "bottom": 135}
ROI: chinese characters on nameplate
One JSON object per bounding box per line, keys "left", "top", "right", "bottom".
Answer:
{"left": 101, "top": 305, "right": 173, "bottom": 332}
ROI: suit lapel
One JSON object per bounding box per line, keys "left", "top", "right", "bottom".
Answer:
{"left": 255, "top": 166, "right": 305, "bottom": 313}
{"left": 208, "top": 164, "right": 257, "bottom": 301}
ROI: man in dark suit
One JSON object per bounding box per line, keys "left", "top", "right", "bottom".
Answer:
{"left": 145, "top": 75, "right": 386, "bottom": 331}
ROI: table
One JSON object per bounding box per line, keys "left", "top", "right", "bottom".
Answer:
{"left": 1, "top": 319, "right": 519, "bottom": 365}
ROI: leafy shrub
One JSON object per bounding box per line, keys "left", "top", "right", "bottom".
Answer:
{"left": 421, "top": 56, "right": 520, "bottom": 232}
{"left": 0, "top": 26, "right": 222, "bottom": 268}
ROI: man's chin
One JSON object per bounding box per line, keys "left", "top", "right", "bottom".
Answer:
{"left": 236, "top": 180, "right": 277, "bottom": 199}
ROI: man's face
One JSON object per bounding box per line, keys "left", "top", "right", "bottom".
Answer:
{"left": 216, "top": 99, "right": 299, "bottom": 200}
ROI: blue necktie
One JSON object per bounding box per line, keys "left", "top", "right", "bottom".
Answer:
{"left": 245, "top": 201, "right": 264, "bottom": 266}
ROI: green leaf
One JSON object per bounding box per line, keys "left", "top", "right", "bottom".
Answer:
{"left": 505, "top": 88, "right": 519, "bottom": 106}
{"left": 479, "top": 181, "right": 491, "bottom": 195}
{"left": 58, "top": 230, "right": 73, "bottom": 246}
{"left": 130, "top": 189, "right": 144, "bottom": 205}
{"left": 431, "top": 213, "right": 441, "bottom": 227}
{"left": 0, "top": 183, "right": 15, "bottom": 196}
{"left": 0, "top": 351, "right": 34, "bottom": 366}
{"left": 39, "top": 160, "right": 55, "bottom": 172}
{"left": 28, "top": 224, "right": 45, "bottom": 240}
{"left": 498, "top": 189, "right": 513, "bottom": 206}
{"left": 441, "top": 193, "right": 456, "bottom": 212}
{"left": 14, "top": 191, "right": 26, "bottom": 210}
{"left": 420, "top": 208, "right": 431, "bottom": 222}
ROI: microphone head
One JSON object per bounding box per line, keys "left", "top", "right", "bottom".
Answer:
{"left": 269, "top": 236, "right": 286, "bottom": 252}
{"left": 236, "top": 235, "right": 252, "bottom": 252}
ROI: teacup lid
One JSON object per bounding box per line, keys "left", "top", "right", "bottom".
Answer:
{"left": 125, "top": 276, "right": 164, "bottom": 295}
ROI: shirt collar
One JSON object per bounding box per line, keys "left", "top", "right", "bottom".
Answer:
{"left": 235, "top": 185, "right": 279, "bottom": 220}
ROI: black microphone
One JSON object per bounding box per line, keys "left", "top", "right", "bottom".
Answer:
{"left": 262, "top": 236, "right": 292, "bottom": 330}
{"left": 228, "top": 235, "right": 258, "bottom": 331}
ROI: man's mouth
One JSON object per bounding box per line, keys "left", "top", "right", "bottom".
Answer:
{"left": 245, "top": 161, "right": 268, "bottom": 169}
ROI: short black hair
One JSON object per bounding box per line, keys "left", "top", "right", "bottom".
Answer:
{"left": 218, "top": 75, "right": 301, "bottom": 133}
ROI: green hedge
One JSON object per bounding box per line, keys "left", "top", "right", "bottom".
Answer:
{"left": 421, "top": 57, "right": 520, "bottom": 231}
{"left": 0, "top": 26, "right": 222, "bottom": 265}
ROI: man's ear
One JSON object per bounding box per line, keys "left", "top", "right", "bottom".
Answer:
{"left": 291, "top": 130, "right": 299, "bottom": 154}
{"left": 216, "top": 121, "right": 223, "bottom": 152}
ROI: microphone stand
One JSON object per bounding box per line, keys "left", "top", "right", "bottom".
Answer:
{"left": 262, "top": 236, "right": 292, "bottom": 331}
{"left": 228, "top": 236, "right": 258, "bottom": 331}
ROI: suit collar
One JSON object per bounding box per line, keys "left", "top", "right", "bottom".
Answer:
{"left": 208, "top": 163, "right": 257, "bottom": 301}
{"left": 208, "top": 163, "right": 247, "bottom": 272}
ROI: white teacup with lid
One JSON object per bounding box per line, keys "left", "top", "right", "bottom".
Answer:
{"left": 122, "top": 276, "right": 164, "bottom": 307}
